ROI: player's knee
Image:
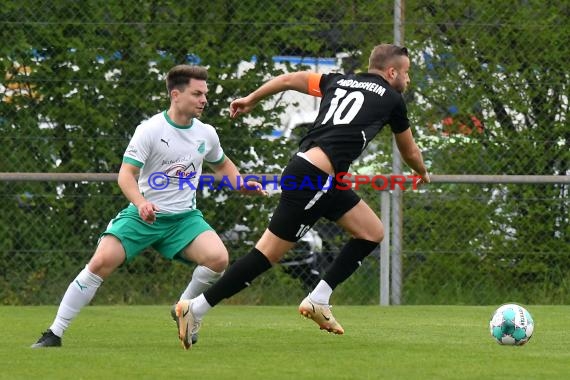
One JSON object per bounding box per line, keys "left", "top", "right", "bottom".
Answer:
{"left": 366, "top": 229, "right": 384, "bottom": 243}
{"left": 354, "top": 224, "right": 383, "bottom": 243}
{"left": 204, "top": 249, "right": 229, "bottom": 272}
{"left": 87, "top": 238, "right": 125, "bottom": 278}
{"left": 87, "top": 254, "right": 121, "bottom": 279}
{"left": 372, "top": 228, "right": 384, "bottom": 243}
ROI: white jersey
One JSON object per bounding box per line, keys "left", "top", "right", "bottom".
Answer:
{"left": 123, "top": 111, "right": 225, "bottom": 214}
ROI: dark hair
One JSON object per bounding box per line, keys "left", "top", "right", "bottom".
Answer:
{"left": 368, "top": 44, "right": 409, "bottom": 71}
{"left": 166, "top": 65, "right": 208, "bottom": 94}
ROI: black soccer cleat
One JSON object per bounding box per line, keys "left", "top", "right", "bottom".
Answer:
{"left": 171, "top": 304, "right": 198, "bottom": 345}
{"left": 31, "top": 329, "right": 62, "bottom": 348}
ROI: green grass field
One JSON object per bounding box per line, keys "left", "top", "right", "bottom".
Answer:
{"left": 1, "top": 305, "right": 569, "bottom": 379}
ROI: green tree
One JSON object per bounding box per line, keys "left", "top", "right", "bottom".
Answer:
{"left": 400, "top": 1, "right": 569, "bottom": 303}
{"left": 1, "top": 0, "right": 567, "bottom": 305}
{"left": 0, "top": 0, "right": 393, "bottom": 304}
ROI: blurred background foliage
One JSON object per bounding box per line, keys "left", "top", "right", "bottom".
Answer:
{"left": 0, "top": 0, "right": 568, "bottom": 305}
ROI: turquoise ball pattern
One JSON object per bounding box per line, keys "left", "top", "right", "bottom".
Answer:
{"left": 489, "top": 304, "right": 534, "bottom": 346}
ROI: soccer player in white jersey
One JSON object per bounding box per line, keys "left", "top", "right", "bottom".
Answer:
{"left": 32, "top": 65, "right": 264, "bottom": 348}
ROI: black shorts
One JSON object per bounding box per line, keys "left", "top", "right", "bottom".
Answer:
{"left": 268, "top": 155, "right": 360, "bottom": 242}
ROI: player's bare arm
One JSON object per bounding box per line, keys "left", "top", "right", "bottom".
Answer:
{"left": 118, "top": 163, "right": 159, "bottom": 222}
{"left": 393, "top": 129, "right": 430, "bottom": 184}
{"left": 230, "top": 71, "right": 314, "bottom": 118}
{"left": 210, "top": 157, "right": 267, "bottom": 196}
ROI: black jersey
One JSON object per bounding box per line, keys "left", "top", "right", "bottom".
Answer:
{"left": 298, "top": 72, "right": 410, "bottom": 174}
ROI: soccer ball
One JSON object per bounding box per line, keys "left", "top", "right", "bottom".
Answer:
{"left": 489, "top": 303, "right": 534, "bottom": 346}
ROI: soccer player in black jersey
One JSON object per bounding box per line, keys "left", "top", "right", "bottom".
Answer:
{"left": 174, "top": 44, "right": 430, "bottom": 349}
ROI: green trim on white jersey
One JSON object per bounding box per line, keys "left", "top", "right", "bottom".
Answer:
{"left": 123, "top": 156, "right": 143, "bottom": 168}
{"left": 122, "top": 111, "right": 225, "bottom": 214}
{"left": 206, "top": 153, "right": 226, "bottom": 165}
{"left": 163, "top": 110, "right": 194, "bottom": 129}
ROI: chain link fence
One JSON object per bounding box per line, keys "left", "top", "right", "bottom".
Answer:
{"left": 1, "top": 1, "right": 568, "bottom": 305}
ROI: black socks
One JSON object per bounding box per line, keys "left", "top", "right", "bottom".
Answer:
{"left": 323, "top": 238, "right": 379, "bottom": 289}
{"left": 202, "top": 239, "right": 378, "bottom": 306}
{"left": 203, "top": 248, "right": 272, "bottom": 307}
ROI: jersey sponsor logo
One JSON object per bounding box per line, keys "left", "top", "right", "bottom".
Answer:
{"left": 166, "top": 163, "right": 197, "bottom": 179}
{"left": 160, "top": 138, "right": 170, "bottom": 147}
{"left": 161, "top": 155, "right": 192, "bottom": 165}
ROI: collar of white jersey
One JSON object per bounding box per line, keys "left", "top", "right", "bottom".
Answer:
{"left": 163, "top": 110, "right": 194, "bottom": 129}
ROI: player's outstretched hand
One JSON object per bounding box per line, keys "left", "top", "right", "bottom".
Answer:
{"left": 414, "top": 171, "right": 431, "bottom": 187}
{"left": 229, "top": 96, "right": 257, "bottom": 118}
{"left": 239, "top": 180, "right": 268, "bottom": 196}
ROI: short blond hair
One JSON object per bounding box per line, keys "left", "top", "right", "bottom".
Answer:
{"left": 368, "top": 44, "right": 409, "bottom": 71}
